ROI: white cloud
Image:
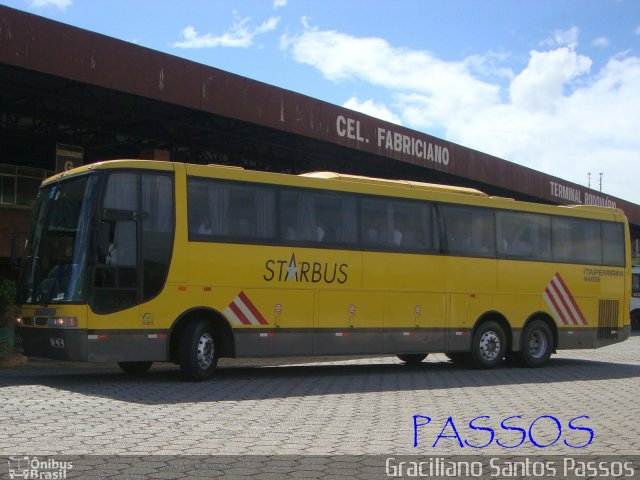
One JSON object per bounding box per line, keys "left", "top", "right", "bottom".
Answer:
{"left": 343, "top": 97, "right": 402, "bottom": 125}
{"left": 541, "top": 26, "right": 579, "bottom": 48}
{"left": 281, "top": 27, "right": 500, "bottom": 126}
{"left": 464, "top": 52, "right": 514, "bottom": 83}
{"left": 28, "top": 0, "right": 71, "bottom": 9}
{"left": 282, "top": 25, "right": 640, "bottom": 203}
{"left": 444, "top": 54, "right": 640, "bottom": 203}
{"left": 509, "top": 47, "right": 592, "bottom": 111}
{"left": 174, "top": 14, "right": 279, "bottom": 48}
{"left": 591, "top": 37, "right": 610, "bottom": 48}
{"left": 273, "top": 0, "right": 287, "bottom": 9}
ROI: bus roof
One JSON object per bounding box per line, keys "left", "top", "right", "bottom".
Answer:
{"left": 300, "top": 171, "right": 488, "bottom": 197}
{"left": 41, "top": 159, "right": 174, "bottom": 185}
{"left": 44, "top": 159, "right": 627, "bottom": 223}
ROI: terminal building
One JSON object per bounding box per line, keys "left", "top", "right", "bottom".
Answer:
{"left": 1, "top": 4, "right": 639, "bottom": 277}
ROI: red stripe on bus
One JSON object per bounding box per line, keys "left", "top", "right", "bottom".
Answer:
{"left": 228, "top": 301, "right": 251, "bottom": 325}
{"left": 238, "top": 291, "right": 268, "bottom": 325}
{"left": 545, "top": 286, "right": 570, "bottom": 325}
{"left": 555, "top": 273, "right": 587, "bottom": 325}
{"left": 549, "top": 278, "right": 579, "bottom": 326}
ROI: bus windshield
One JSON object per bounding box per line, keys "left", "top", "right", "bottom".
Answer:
{"left": 18, "top": 174, "right": 99, "bottom": 305}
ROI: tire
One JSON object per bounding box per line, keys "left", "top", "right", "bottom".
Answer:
{"left": 179, "top": 320, "right": 218, "bottom": 381}
{"left": 118, "top": 361, "right": 153, "bottom": 374}
{"left": 470, "top": 320, "right": 506, "bottom": 369}
{"left": 520, "top": 319, "right": 553, "bottom": 368}
{"left": 397, "top": 353, "right": 427, "bottom": 365}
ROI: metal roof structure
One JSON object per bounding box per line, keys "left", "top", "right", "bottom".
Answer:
{"left": 1, "top": 4, "right": 639, "bottom": 232}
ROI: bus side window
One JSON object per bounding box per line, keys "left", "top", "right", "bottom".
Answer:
{"left": 496, "top": 211, "right": 551, "bottom": 261}
{"left": 187, "top": 179, "right": 274, "bottom": 241}
{"left": 602, "top": 222, "right": 625, "bottom": 266}
{"left": 142, "top": 173, "right": 174, "bottom": 301}
{"left": 96, "top": 221, "right": 111, "bottom": 262}
{"left": 552, "top": 217, "right": 602, "bottom": 264}
{"left": 442, "top": 205, "right": 495, "bottom": 257}
{"left": 280, "top": 190, "right": 356, "bottom": 245}
{"left": 390, "top": 202, "right": 431, "bottom": 249}
{"left": 113, "top": 220, "right": 137, "bottom": 267}
{"left": 92, "top": 173, "right": 140, "bottom": 313}
{"left": 280, "top": 191, "right": 302, "bottom": 241}
{"left": 361, "top": 199, "right": 389, "bottom": 247}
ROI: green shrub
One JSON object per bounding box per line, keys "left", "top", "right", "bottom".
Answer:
{"left": 0, "top": 279, "right": 17, "bottom": 325}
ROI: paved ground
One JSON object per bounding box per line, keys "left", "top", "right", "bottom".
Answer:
{"left": 0, "top": 334, "right": 638, "bottom": 477}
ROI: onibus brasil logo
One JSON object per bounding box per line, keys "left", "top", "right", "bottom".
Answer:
{"left": 7, "top": 457, "right": 72, "bottom": 479}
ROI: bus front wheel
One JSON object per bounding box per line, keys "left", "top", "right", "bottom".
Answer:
{"left": 520, "top": 320, "right": 553, "bottom": 368}
{"left": 470, "top": 321, "right": 506, "bottom": 369}
{"left": 179, "top": 320, "right": 218, "bottom": 381}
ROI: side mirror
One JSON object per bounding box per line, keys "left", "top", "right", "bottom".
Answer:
{"left": 10, "top": 235, "right": 21, "bottom": 269}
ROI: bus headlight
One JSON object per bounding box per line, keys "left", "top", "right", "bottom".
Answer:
{"left": 50, "top": 317, "right": 79, "bottom": 328}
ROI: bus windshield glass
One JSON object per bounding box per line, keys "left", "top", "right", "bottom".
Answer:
{"left": 18, "top": 174, "right": 99, "bottom": 305}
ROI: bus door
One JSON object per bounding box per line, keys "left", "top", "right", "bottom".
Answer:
{"left": 88, "top": 171, "right": 174, "bottom": 362}
{"left": 89, "top": 206, "right": 141, "bottom": 360}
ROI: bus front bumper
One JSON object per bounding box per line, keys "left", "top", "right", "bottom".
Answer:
{"left": 17, "top": 327, "right": 169, "bottom": 362}
{"left": 18, "top": 327, "right": 88, "bottom": 361}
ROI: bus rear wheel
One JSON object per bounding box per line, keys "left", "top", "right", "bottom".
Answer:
{"left": 520, "top": 320, "right": 553, "bottom": 368}
{"left": 397, "top": 354, "right": 427, "bottom": 365}
{"left": 118, "top": 361, "right": 153, "bottom": 374}
{"left": 470, "top": 321, "right": 506, "bottom": 369}
{"left": 179, "top": 320, "right": 218, "bottom": 381}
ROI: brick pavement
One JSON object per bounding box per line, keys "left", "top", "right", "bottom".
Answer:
{"left": 0, "top": 335, "right": 638, "bottom": 461}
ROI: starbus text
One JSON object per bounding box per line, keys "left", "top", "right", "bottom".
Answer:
{"left": 263, "top": 257, "right": 348, "bottom": 284}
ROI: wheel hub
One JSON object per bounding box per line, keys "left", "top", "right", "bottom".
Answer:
{"left": 479, "top": 331, "right": 501, "bottom": 361}
{"left": 528, "top": 330, "right": 547, "bottom": 359}
{"left": 197, "top": 332, "right": 215, "bottom": 369}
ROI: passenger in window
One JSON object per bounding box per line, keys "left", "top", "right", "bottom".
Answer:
{"left": 365, "top": 215, "right": 387, "bottom": 245}
{"left": 105, "top": 240, "right": 118, "bottom": 265}
{"left": 197, "top": 215, "right": 212, "bottom": 235}
{"left": 365, "top": 226, "right": 380, "bottom": 243}
{"left": 395, "top": 213, "right": 419, "bottom": 248}
{"left": 448, "top": 217, "right": 469, "bottom": 252}
{"left": 280, "top": 203, "right": 298, "bottom": 241}
{"left": 392, "top": 227, "right": 403, "bottom": 246}
{"left": 283, "top": 227, "right": 298, "bottom": 240}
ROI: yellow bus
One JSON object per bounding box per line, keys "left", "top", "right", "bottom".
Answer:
{"left": 15, "top": 160, "right": 631, "bottom": 380}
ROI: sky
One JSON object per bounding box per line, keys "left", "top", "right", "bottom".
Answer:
{"left": 2, "top": 0, "right": 640, "bottom": 203}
